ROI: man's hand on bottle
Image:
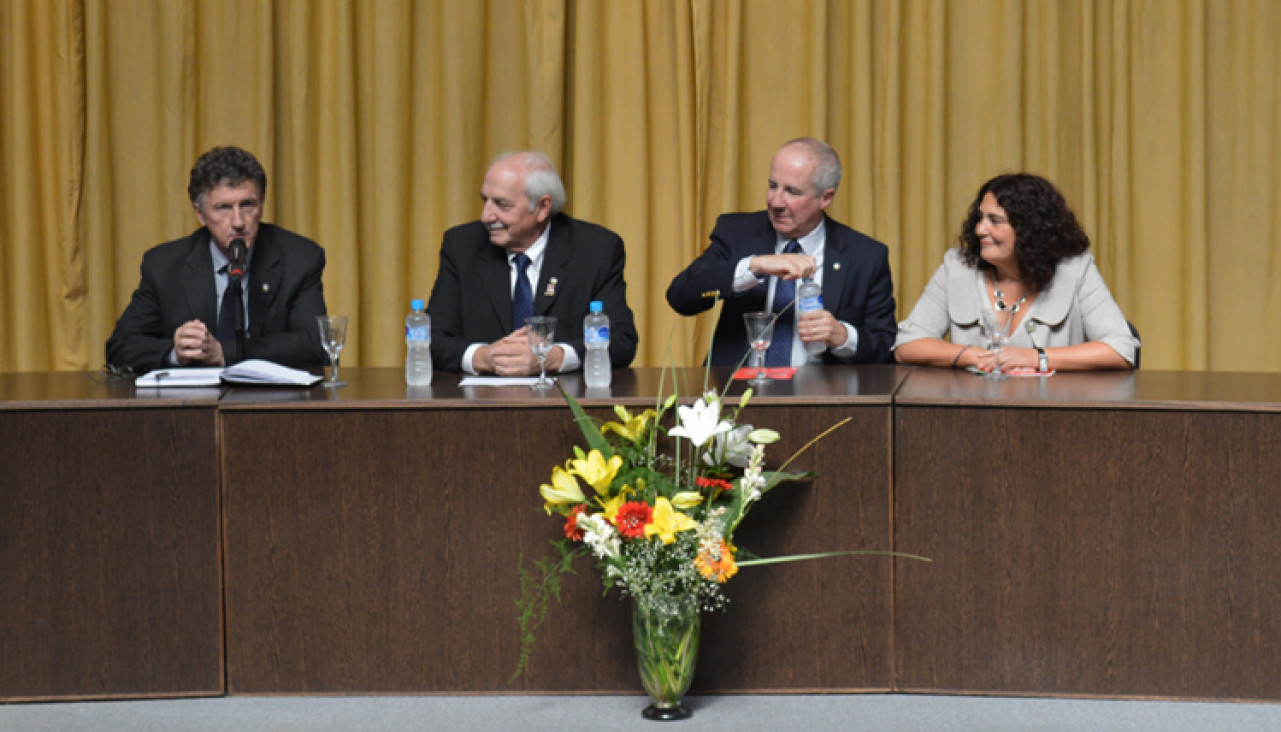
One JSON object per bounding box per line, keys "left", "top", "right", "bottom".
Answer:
{"left": 799, "top": 309, "right": 844, "bottom": 349}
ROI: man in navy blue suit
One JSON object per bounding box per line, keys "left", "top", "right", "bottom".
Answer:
{"left": 666, "top": 138, "right": 897, "bottom": 367}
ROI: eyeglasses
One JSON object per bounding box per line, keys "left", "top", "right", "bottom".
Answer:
{"left": 90, "top": 363, "right": 136, "bottom": 384}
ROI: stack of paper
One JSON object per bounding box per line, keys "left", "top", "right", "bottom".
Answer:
{"left": 135, "top": 360, "right": 321, "bottom": 387}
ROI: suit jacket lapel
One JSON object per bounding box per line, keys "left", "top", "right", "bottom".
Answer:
{"left": 247, "top": 226, "right": 283, "bottom": 336}
{"left": 821, "top": 217, "right": 850, "bottom": 311}
{"left": 480, "top": 241, "right": 516, "bottom": 332}
{"left": 535, "top": 217, "right": 571, "bottom": 316}
{"left": 180, "top": 230, "right": 219, "bottom": 328}
{"left": 754, "top": 215, "right": 779, "bottom": 257}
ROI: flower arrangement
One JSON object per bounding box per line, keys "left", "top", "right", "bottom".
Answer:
{"left": 531, "top": 386, "right": 812, "bottom": 611}
{"left": 512, "top": 367, "right": 920, "bottom": 701}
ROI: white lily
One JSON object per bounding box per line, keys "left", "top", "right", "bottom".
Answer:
{"left": 668, "top": 396, "right": 733, "bottom": 448}
{"left": 703, "top": 424, "right": 756, "bottom": 468}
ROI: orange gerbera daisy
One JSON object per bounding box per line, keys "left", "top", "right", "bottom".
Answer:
{"left": 695, "top": 539, "right": 738, "bottom": 583}
{"left": 564, "top": 504, "right": 589, "bottom": 541}
{"left": 696, "top": 476, "right": 733, "bottom": 492}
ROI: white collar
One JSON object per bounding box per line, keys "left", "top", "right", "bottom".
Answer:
{"left": 509, "top": 221, "right": 551, "bottom": 266}
{"left": 776, "top": 218, "right": 826, "bottom": 255}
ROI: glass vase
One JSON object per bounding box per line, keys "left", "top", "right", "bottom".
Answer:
{"left": 632, "top": 594, "right": 700, "bottom": 720}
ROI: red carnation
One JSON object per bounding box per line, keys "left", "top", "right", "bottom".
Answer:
{"left": 696, "top": 476, "right": 734, "bottom": 492}
{"left": 564, "top": 504, "right": 589, "bottom": 541}
{"left": 614, "top": 501, "right": 654, "bottom": 540}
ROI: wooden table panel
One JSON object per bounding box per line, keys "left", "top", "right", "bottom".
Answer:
{"left": 699, "top": 402, "right": 895, "bottom": 692}
{"left": 894, "top": 369, "right": 1281, "bottom": 700}
{"left": 221, "top": 367, "right": 903, "bottom": 693}
{"left": 0, "top": 373, "right": 222, "bottom": 701}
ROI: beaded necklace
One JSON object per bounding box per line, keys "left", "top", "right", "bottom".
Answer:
{"left": 988, "top": 273, "right": 1030, "bottom": 314}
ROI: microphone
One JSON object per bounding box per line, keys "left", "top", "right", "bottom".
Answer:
{"left": 228, "top": 238, "right": 247, "bottom": 282}
{"left": 226, "top": 238, "right": 248, "bottom": 364}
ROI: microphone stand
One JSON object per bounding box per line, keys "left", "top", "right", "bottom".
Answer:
{"left": 227, "top": 238, "right": 248, "bottom": 365}
{"left": 232, "top": 275, "right": 246, "bottom": 364}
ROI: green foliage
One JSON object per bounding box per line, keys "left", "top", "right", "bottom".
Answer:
{"left": 513, "top": 331, "right": 931, "bottom": 682}
{"left": 510, "top": 541, "right": 587, "bottom": 682}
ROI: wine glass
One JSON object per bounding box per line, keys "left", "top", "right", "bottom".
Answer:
{"left": 742, "top": 312, "right": 776, "bottom": 386}
{"left": 525, "top": 316, "right": 557, "bottom": 390}
{"left": 316, "top": 315, "right": 348, "bottom": 387}
{"left": 979, "top": 308, "right": 1011, "bottom": 380}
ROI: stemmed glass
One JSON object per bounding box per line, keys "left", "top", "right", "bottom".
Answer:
{"left": 525, "top": 316, "right": 557, "bottom": 390}
{"left": 979, "top": 308, "right": 1011, "bottom": 380}
{"left": 742, "top": 312, "right": 776, "bottom": 386}
{"left": 316, "top": 315, "right": 348, "bottom": 387}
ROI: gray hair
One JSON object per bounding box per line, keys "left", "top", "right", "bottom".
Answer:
{"left": 783, "top": 137, "right": 842, "bottom": 194}
{"left": 491, "top": 151, "right": 567, "bottom": 214}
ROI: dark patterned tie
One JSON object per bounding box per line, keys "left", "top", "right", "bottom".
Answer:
{"left": 764, "top": 240, "right": 802, "bottom": 366}
{"left": 512, "top": 253, "right": 533, "bottom": 329}
{"left": 217, "top": 268, "right": 242, "bottom": 342}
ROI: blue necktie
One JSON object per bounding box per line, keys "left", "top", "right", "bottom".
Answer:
{"left": 764, "top": 240, "right": 802, "bottom": 367}
{"left": 512, "top": 253, "right": 533, "bottom": 328}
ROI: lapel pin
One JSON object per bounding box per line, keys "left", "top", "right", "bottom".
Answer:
{"left": 262, "top": 283, "right": 270, "bottom": 292}
{"left": 544, "top": 278, "right": 558, "bottom": 297}
{"left": 833, "top": 262, "right": 842, "bottom": 271}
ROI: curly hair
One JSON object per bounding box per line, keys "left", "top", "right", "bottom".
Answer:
{"left": 957, "top": 173, "right": 1090, "bottom": 291}
{"left": 187, "top": 146, "right": 267, "bottom": 208}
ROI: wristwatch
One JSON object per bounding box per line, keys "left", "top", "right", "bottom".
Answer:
{"left": 1036, "top": 347, "right": 1048, "bottom": 373}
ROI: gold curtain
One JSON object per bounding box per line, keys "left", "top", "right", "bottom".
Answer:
{"left": 2, "top": 0, "right": 1279, "bottom": 372}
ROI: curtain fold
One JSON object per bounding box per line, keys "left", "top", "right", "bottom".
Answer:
{"left": 2, "top": 0, "right": 1278, "bottom": 372}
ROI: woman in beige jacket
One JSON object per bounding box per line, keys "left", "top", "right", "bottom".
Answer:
{"left": 894, "top": 173, "right": 1138, "bottom": 372}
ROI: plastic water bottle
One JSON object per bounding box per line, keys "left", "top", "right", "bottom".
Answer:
{"left": 583, "top": 300, "right": 611, "bottom": 388}
{"left": 405, "top": 299, "right": 432, "bottom": 386}
{"left": 796, "top": 278, "right": 826, "bottom": 356}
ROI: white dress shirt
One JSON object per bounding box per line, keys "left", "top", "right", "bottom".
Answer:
{"left": 730, "top": 220, "right": 859, "bottom": 365}
{"left": 461, "top": 222, "right": 581, "bottom": 374}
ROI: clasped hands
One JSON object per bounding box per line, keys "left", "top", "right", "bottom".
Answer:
{"left": 173, "top": 320, "right": 225, "bottom": 366}
{"left": 475, "top": 326, "right": 565, "bottom": 377}
{"left": 970, "top": 345, "right": 1039, "bottom": 373}
{"left": 750, "top": 253, "right": 842, "bottom": 350}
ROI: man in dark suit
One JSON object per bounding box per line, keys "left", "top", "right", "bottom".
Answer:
{"left": 666, "top": 138, "right": 897, "bottom": 367}
{"left": 427, "top": 151, "right": 637, "bottom": 375}
{"left": 106, "top": 146, "right": 328, "bottom": 372}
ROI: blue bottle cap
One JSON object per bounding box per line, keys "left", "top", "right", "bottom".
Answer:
{"left": 411, "top": 298, "right": 425, "bottom": 310}
{"left": 589, "top": 300, "right": 603, "bottom": 313}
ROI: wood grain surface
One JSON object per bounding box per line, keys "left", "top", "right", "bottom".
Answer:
{"left": 1, "top": 374, "right": 222, "bottom": 700}
{"left": 219, "top": 368, "right": 901, "bottom": 693}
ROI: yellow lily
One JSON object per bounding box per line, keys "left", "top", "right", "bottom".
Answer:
{"left": 644, "top": 497, "right": 698, "bottom": 545}
{"left": 568, "top": 450, "right": 623, "bottom": 496}
{"left": 599, "top": 484, "right": 634, "bottom": 523}
{"left": 600, "top": 406, "right": 657, "bottom": 444}
{"left": 671, "top": 491, "right": 703, "bottom": 509}
{"left": 539, "top": 466, "right": 586, "bottom": 515}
